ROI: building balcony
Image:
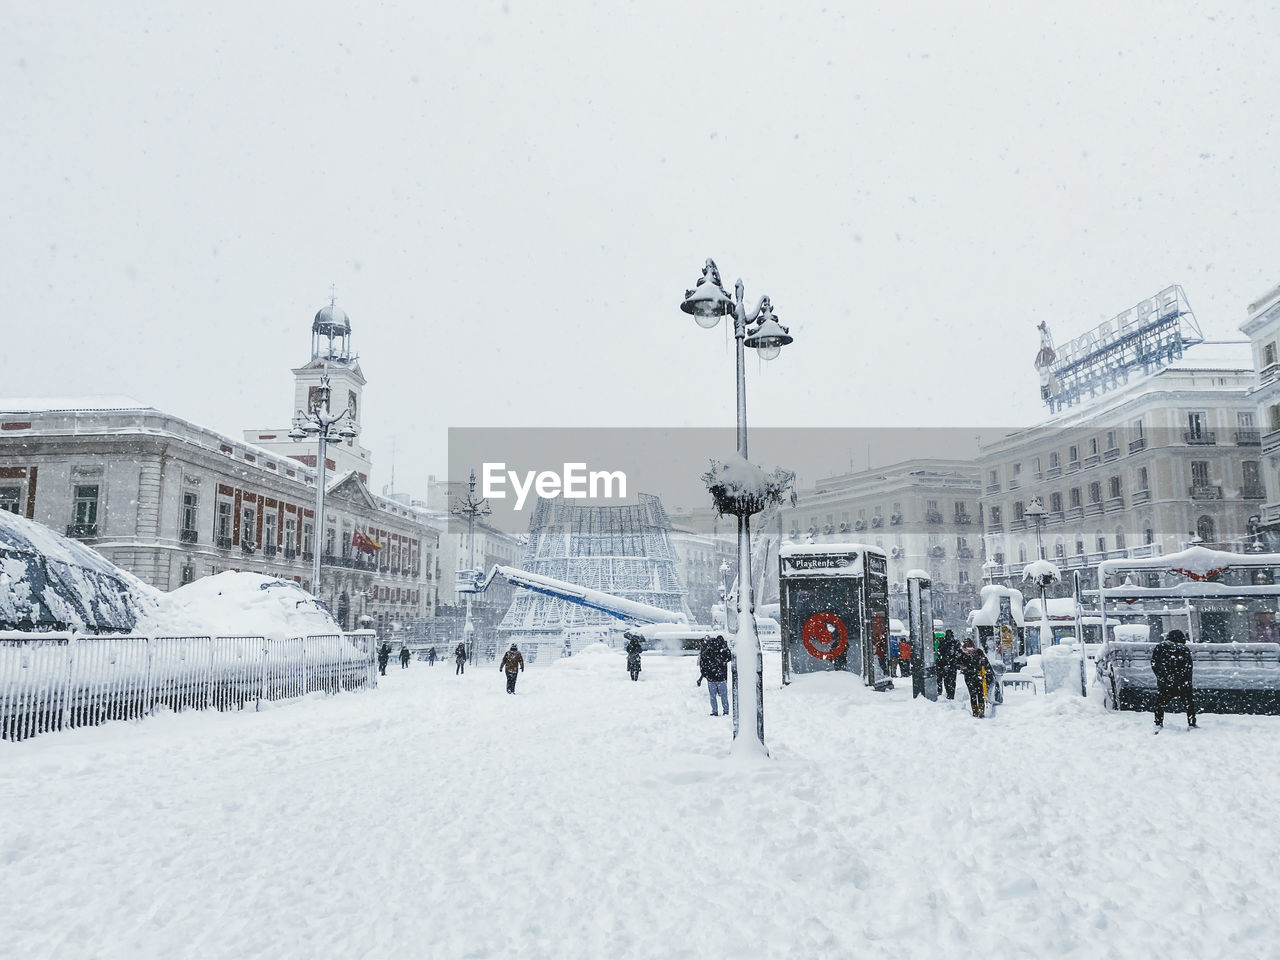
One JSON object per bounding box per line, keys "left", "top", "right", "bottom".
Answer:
{"left": 958, "top": 547, "right": 975, "bottom": 559}
{"left": 986, "top": 522, "right": 1003, "bottom": 534}
{"left": 890, "top": 514, "right": 903, "bottom": 526}
{"left": 1104, "top": 497, "right": 1126, "bottom": 513}
{"left": 263, "top": 544, "right": 278, "bottom": 558}
{"left": 241, "top": 541, "right": 257, "bottom": 554}
{"left": 1264, "top": 430, "right": 1280, "bottom": 456}
{"left": 1067, "top": 461, "right": 1081, "bottom": 473}
{"left": 66, "top": 523, "right": 98, "bottom": 539}
{"left": 1131, "top": 489, "right": 1152, "bottom": 504}
{"left": 1008, "top": 478, "right": 1020, "bottom": 490}
{"left": 1129, "top": 438, "right": 1147, "bottom": 454}
{"left": 215, "top": 535, "right": 233, "bottom": 550}
{"left": 1243, "top": 485, "right": 1267, "bottom": 500}
{"left": 283, "top": 548, "right": 297, "bottom": 560}
{"left": 1261, "top": 362, "right": 1280, "bottom": 385}
{"left": 955, "top": 514, "right": 972, "bottom": 524}
{"left": 302, "top": 550, "right": 314, "bottom": 562}
{"left": 926, "top": 510, "right": 944, "bottom": 525}
{"left": 1066, "top": 506, "right": 1084, "bottom": 520}
{"left": 179, "top": 529, "right": 199, "bottom": 544}
{"left": 1045, "top": 466, "right": 1062, "bottom": 479}
{"left": 870, "top": 516, "right": 883, "bottom": 528}
{"left": 1189, "top": 484, "right": 1223, "bottom": 500}
{"left": 1236, "top": 429, "right": 1262, "bottom": 446}
{"left": 1084, "top": 455, "right": 1101, "bottom": 468}
{"left": 1010, "top": 519, "right": 1027, "bottom": 533}
{"left": 1184, "top": 431, "right": 1217, "bottom": 445}
{"left": 985, "top": 484, "right": 1001, "bottom": 495}
{"left": 1104, "top": 448, "right": 1121, "bottom": 462}
{"left": 1084, "top": 502, "right": 1104, "bottom": 517}
{"left": 1264, "top": 503, "right": 1280, "bottom": 526}
{"left": 1046, "top": 510, "right": 1065, "bottom": 525}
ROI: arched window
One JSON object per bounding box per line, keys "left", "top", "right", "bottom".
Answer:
{"left": 1197, "top": 515, "right": 1216, "bottom": 543}
{"left": 1115, "top": 527, "right": 1126, "bottom": 550}
{"left": 1054, "top": 540, "right": 1066, "bottom": 559}
{"left": 1018, "top": 544, "right": 1027, "bottom": 563}
{"left": 1096, "top": 530, "right": 1106, "bottom": 553}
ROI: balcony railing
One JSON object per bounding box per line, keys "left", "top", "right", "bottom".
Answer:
{"left": 1066, "top": 506, "right": 1084, "bottom": 520}
{"left": 216, "top": 535, "right": 233, "bottom": 549}
{"left": 66, "top": 523, "right": 98, "bottom": 539}
{"left": 1184, "top": 431, "right": 1217, "bottom": 445}
{"left": 1104, "top": 497, "right": 1125, "bottom": 512}
{"left": 1188, "top": 484, "right": 1223, "bottom": 500}
{"left": 1243, "top": 485, "right": 1267, "bottom": 500}
{"left": 1129, "top": 438, "right": 1147, "bottom": 454}
{"left": 1067, "top": 461, "right": 1081, "bottom": 472}
{"left": 241, "top": 541, "right": 257, "bottom": 554}
{"left": 925, "top": 510, "right": 944, "bottom": 524}
{"left": 1131, "top": 489, "right": 1152, "bottom": 504}
{"left": 179, "top": 529, "right": 199, "bottom": 544}
{"left": 1084, "top": 454, "right": 1101, "bottom": 468}
{"left": 283, "top": 548, "right": 297, "bottom": 560}
{"left": 1084, "top": 502, "right": 1104, "bottom": 517}
{"left": 263, "top": 544, "right": 278, "bottom": 558}
{"left": 1045, "top": 466, "right": 1062, "bottom": 479}
{"left": 302, "top": 550, "right": 314, "bottom": 562}
{"left": 1265, "top": 430, "right": 1280, "bottom": 456}
{"left": 1104, "top": 448, "right": 1121, "bottom": 462}
{"left": 985, "top": 484, "right": 1001, "bottom": 495}
{"left": 954, "top": 513, "right": 972, "bottom": 524}
{"left": 1236, "top": 429, "right": 1261, "bottom": 446}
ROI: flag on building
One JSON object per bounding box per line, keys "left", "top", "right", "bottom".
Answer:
{"left": 352, "top": 529, "right": 381, "bottom": 554}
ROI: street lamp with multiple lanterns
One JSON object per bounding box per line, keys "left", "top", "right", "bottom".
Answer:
{"left": 289, "top": 373, "right": 359, "bottom": 601}
{"left": 452, "top": 469, "right": 492, "bottom": 665}
{"left": 680, "top": 258, "right": 795, "bottom": 756}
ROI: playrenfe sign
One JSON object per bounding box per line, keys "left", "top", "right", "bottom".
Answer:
{"left": 482, "top": 462, "right": 627, "bottom": 510}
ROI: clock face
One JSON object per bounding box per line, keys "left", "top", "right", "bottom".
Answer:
{"left": 348, "top": 390, "right": 358, "bottom": 418}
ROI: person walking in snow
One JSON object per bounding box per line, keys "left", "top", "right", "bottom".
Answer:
{"left": 937, "top": 629, "right": 960, "bottom": 700}
{"left": 625, "top": 635, "right": 644, "bottom": 681}
{"left": 428, "top": 646, "right": 437, "bottom": 666}
{"left": 698, "top": 635, "right": 733, "bottom": 717}
{"left": 399, "top": 645, "right": 411, "bottom": 669}
{"left": 500, "top": 643, "right": 525, "bottom": 693}
{"left": 897, "top": 637, "right": 913, "bottom": 677}
{"left": 378, "top": 642, "right": 391, "bottom": 676}
{"left": 1151, "top": 629, "right": 1197, "bottom": 730}
{"left": 454, "top": 642, "right": 467, "bottom": 675}
{"left": 957, "top": 638, "right": 994, "bottom": 718}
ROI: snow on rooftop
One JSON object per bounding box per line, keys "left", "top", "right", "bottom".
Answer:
{"left": 0, "top": 395, "right": 155, "bottom": 413}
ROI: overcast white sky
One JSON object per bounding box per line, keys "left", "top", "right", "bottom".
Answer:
{"left": 3, "top": 1, "right": 1277, "bottom": 493}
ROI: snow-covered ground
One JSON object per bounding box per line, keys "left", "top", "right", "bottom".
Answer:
{"left": 3, "top": 646, "right": 1278, "bottom": 959}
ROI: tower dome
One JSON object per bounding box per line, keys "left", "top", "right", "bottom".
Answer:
{"left": 311, "top": 297, "right": 353, "bottom": 361}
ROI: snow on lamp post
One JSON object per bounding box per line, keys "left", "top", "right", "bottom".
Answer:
{"left": 290, "top": 372, "right": 358, "bottom": 603}
{"left": 702, "top": 456, "right": 795, "bottom": 756}
{"left": 682, "top": 258, "right": 795, "bottom": 758}
{"left": 451, "top": 469, "right": 491, "bottom": 665}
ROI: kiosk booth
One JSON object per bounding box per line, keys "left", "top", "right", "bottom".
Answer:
{"left": 779, "top": 543, "right": 890, "bottom": 687}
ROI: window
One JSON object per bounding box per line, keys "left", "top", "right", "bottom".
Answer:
{"left": 217, "top": 500, "right": 233, "bottom": 541}
{"left": 1197, "top": 515, "right": 1216, "bottom": 543}
{"left": 954, "top": 501, "right": 967, "bottom": 518}
{"left": 1106, "top": 431, "right": 1117, "bottom": 451}
{"left": 264, "top": 511, "right": 277, "bottom": 550}
{"left": 1187, "top": 412, "right": 1206, "bottom": 440}
{"left": 926, "top": 499, "right": 938, "bottom": 511}
{"left": 1191, "top": 461, "right": 1210, "bottom": 487}
{"left": 1014, "top": 501, "right": 1025, "bottom": 520}
{"left": 1088, "top": 482, "right": 1102, "bottom": 503}
{"left": 73, "top": 484, "right": 99, "bottom": 527}
{"left": 1115, "top": 528, "right": 1126, "bottom": 550}
{"left": 1089, "top": 438, "right": 1099, "bottom": 456}
{"left": 182, "top": 492, "right": 198, "bottom": 533}
{"left": 1075, "top": 536, "right": 1085, "bottom": 555}
{"left": 1054, "top": 541, "right": 1066, "bottom": 559}
{"left": 1050, "top": 492, "right": 1062, "bottom": 512}
{"left": 1239, "top": 411, "right": 1256, "bottom": 428}
{"left": 1138, "top": 467, "right": 1149, "bottom": 491}
{"left": 1013, "top": 462, "right": 1022, "bottom": 477}
{"left": 342, "top": 526, "right": 353, "bottom": 558}
{"left": 988, "top": 470, "right": 998, "bottom": 485}
{"left": 1144, "top": 528, "right": 1154, "bottom": 545}
{"left": 241, "top": 505, "right": 256, "bottom": 546}
{"left": 303, "top": 522, "right": 314, "bottom": 554}
{"left": 1266, "top": 342, "right": 1277, "bottom": 367}
{"left": 284, "top": 516, "right": 297, "bottom": 551}
{"left": 1096, "top": 533, "right": 1106, "bottom": 553}
{"left": 0, "top": 486, "right": 20, "bottom": 514}
{"left": 1271, "top": 404, "right": 1280, "bottom": 432}
{"left": 325, "top": 527, "right": 337, "bottom": 556}
{"left": 1108, "top": 476, "right": 1122, "bottom": 499}
{"left": 1068, "top": 445, "right": 1079, "bottom": 464}
{"left": 1018, "top": 544, "right": 1027, "bottom": 563}
{"left": 1049, "top": 451, "right": 1060, "bottom": 469}
{"left": 990, "top": 506, "right": 1001, "bottom": 524}
{"left": 1069, "top": 488, "right": 1081, "bottom": 508}
{"left": 1133, "top": 418, "right": 1144, "bottom": 439}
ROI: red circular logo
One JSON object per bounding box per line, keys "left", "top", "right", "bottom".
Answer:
{"left": 802, "top": 612, "right": 848, "bottom": 660}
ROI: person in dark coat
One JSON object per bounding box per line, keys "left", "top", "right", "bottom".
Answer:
{"left": 625, "top": 635, "right": 644, "bottom": 681}
{"left": 428, "top": 646, "right": 437, "bottom": 666}
{"left": 399, "top": 645, "right": 411, "bottom": 669}
{"left": 957, "top": 639, "right": 993, "bottom": 717}
{"left": 454, "top": 642, "right": 467, "bottom": 675}
{"left": 937, "top": 630, "right": 961, "bottom": 700}
{"left": 500, "top": 643, "right": 525, "bottom": 693}
{"left": 1151, "top": 629, "right": 1196, "bottom": 729}
{"left": 377, "top": 642, "right": 391, "bottom": 676}
{"left": 698, "top": 635, "right": 733, "bottom": 716}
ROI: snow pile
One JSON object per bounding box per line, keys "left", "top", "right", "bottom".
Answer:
{"left": 969, "top": 584, "right": 1026, "bottom": 626}
{"left": 140, "top": 572, "right": 343, "bottom": 641}
{"left": 1042, "top": 642, "right": 1084, "bottom": 695}
{"left": 0, "top": 509, "right": 160, "bottom": 632}
{"left": 1114, "top": 623, "right": 1151, "bottom": 642}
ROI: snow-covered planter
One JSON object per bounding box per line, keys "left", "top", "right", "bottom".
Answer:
{"left": 702, "top": 454, "right": 796, "bottom": 518}
{"left": 1021, "top": 558, "right": 1063, "bottom": 587}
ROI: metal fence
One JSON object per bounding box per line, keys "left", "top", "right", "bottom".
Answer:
{"left": 0, "top": 630, "right": 378, "bottom": 742}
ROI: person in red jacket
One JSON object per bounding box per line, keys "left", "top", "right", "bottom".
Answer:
{"left": 897, "top": 638, "right": 912, "bottom": 676}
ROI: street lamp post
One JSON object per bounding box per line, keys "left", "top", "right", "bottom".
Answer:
{"left": 290, "top": 372, "right": 358, "bottom": 606}
{"left": 681, "top": 258, "right": 794, "bottom": 756}
{"left": 451, "top": 469, "right": 491, "bottom": 666}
